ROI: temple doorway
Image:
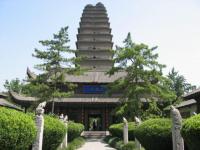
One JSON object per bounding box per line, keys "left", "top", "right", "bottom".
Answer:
{"left": 88, "top": 114, "right": 102, "bottom": 131}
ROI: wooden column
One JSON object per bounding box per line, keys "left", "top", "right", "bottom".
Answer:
{"left": 105, "top": 105, "right": 109, "bottom": 130}
{"left": 81, "top": 105, "right": 84, "bottom": 124}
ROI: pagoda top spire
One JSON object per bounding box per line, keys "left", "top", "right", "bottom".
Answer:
{"left": 96, "top": 2, "right": 105, "bottom": 7}
{"left": 85, "top": 2, "right": 105, "bottom": 9}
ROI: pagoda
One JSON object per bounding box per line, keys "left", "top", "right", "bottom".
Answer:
{"left": 9, "top": 3, "right": 126, "bottom": 131}
{"left": 76, "top": 2, "right": 113, "bottom": 70}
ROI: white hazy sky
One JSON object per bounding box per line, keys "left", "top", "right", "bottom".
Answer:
{"left": 0, "top": 0, "right": 200, "bottom": 91}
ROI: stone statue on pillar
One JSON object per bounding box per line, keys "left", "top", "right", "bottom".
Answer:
{"left": 32, "top": 101, "right": 46, "bottom": 150}
{"left": 60, "top": 115, "right": 68, "bottom": 149}
{"left": 170, "top": 105, "right": 184, "bottom": 150}
{"left": 123, "top": 117, "right": 128, "bottom": 144}
{"left": 134, "top": 116, "right": 142, "bottom": 150}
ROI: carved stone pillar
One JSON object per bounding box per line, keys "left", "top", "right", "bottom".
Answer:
{"left": 32, "top": 102, "right": 46, "bottom": 150}
{"left": 171, "top": 105, "right": 184, "bottom": 150}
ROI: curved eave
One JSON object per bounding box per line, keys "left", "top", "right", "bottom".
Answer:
{"left": 0, "top": 98, "right": 23, "bottom": 111}
{"left": 8, "top": 91, "right": 120, "bottom": 105}
{"left": 9, "top": 91, "right": 37, "bottom": 107}
{"left": 27, "top": 67, "right": 37, "bottom": 79}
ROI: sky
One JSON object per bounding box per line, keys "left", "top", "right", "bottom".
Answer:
{"left": 0, "top": 0, "right": 200, "bottom": 91}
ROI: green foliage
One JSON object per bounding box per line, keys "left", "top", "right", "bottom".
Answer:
{"left": 122, "top": 141, "right": 136, "bottom": 150}
{"left": 30, "top": 26, "right": 83, "bottom": 112}
{"left": 0, "top": 107, "right": 36, "bottom": 150}
{"left": 4, "top": 78, "right": 24, "bottom": 93}
{"left": 109, "top": 122, "right": 136, "bottom": 140}
{"left": 134, "top": 118, "right": 172, "bottom": 150}
{"left": 108, "top": 32, "right": 175, "bottom": 119}
{"left": 65, "top": 137, "right": 85, "bottom": 150}
{"left": 43, "top": 115, "right": 67, "bottom": 150}
{"left": 142, "top": 100, "right": 162, "bottom": 120}
{"left": 181, "top": 114, "right": 200, "bottom": 150}
{"left": 104, "top": 136, "right": 139, "bottom": 150}
{"left": 103, "top": 136, "right": 112, "bottom": 143}
{"left": 167, "top": 67, "right": 196, "bottom": 99}
{"left": 108, "top": 136, "right": 121, "bottom": 147}
{"left": 68, "top": 121, "right": 84, "bottom": 142}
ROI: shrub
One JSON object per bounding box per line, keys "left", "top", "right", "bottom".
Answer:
{"left": 104, "top": 135, "right": 113, "bottom": 143}
{"left": 134, "top": 118, "right": 172, "bottom": 150}
{"left": 0, "top": 107, "right": 36, "bottom": 150}
{"left": 108, "top": 136, "right": 121, "bottom": 147}
{"left": 181, "top": 114, "right": 200, "bottom": 150}
{"left": 43, "top": 115, "right": 67, "bottom": 150}
{"left": 68, "top": 121, "right": 84, "bottom": 142}
{"left": 65, "top": 137, "right": 85, "bottom": 150}
{"left": 115, "top": 140, "right": 124, "bottom": 150}
{"left": 122, "top": 141, "right": 136, "bottom": 150}
{"left": 109, "top": 122, "right": 136, "bottom": 140}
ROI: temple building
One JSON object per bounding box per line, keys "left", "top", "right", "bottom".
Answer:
{"left": 10, "top": 3, "right": 126, "bottom": 131}
{"left": 175, "top": 88, "right": 200, "bottom": 117}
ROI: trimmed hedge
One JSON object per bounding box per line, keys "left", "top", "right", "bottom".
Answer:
{"left": 68, "top": 121, "right": 84, "bottom": 142}
{"left": 109, "top": 122, "right": 136, "bottom": 140}
{"left": 104, "top": 136, "right": 141, "bottom": 150}
{"left": 122, "top": 141, "right": 136, "bottom": 150}
{"left": 181, "top": 114, "right": 200, "bottom": 150}
{"left": 134, "top": 118, "right": 172, "bottom": 150}
{"left": 0, "top": 107, "right": 37, "bottom": 150}
{"left": 65, "top": 137, "right": 85, "bottom": 150}
{"left": 104, "top": 136, "right": 124, "bottom": 150}
{"left": 43, "top": 115, "right": 67, "bottom": 150}
{"left": 108, "top": 136, "right": 121, "bottom": 147}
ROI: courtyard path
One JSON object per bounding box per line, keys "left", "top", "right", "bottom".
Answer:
{"left": 77, "top": 138, "right": 116, "bottom": 150}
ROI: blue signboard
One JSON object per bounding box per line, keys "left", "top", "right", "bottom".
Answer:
{"left": 83, "top": 85, "right": 107, "bottom": 94}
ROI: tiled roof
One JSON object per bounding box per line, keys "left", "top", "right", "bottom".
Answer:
{"left": 26, "top": 68, "right": 126, "bottom": 83}
{"left": 9, "top": 91, "right": 120, "bottom": 104}
{"left": 0, "top": 98, "right": 22, "bottom": 110}
{"left": 54, "top": 97, "right": 119, "bottom": 103}
{"left": 64, "top": 71, "right": 126, "bottom": 83}
{"left": 175, "top": 99, "right": 197, "bottom": 108}
{"left": 183, "top": 88, "right": 200, "bottom": 99}
{"left": 10, "top": 91, "right": 37, "bottom": 102}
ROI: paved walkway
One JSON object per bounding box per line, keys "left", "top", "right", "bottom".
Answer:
{"left": 77, "top": 138, "right": 116, "bottom": 150}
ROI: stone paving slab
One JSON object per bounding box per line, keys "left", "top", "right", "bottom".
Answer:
{"left": 77, "top": 138, "right": 116, "bottom": 150}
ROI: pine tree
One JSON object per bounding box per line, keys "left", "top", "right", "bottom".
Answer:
{"left": 108, "top": 33, "right": 175, "bottom": 119}
{"left": 31, "top": 26, "right": 82, "bottom": 113}
{"left": 167, "top": 67, "right": 196, "bottom": 99}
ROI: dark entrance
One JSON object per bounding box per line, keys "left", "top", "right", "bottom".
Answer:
{"left": 88, "top": 114, "right": 102, "bottom": 131}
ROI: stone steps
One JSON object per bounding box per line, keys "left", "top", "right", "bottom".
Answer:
{"left": 81, "top": 131, "right": 109, "bottom": 138}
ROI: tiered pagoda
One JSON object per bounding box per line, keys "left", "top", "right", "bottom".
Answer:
{"left": 10, "top": 2, "right": 126, "bottom": 131}
{"left": 76, "top": 2, "right": 113, "bottom": 70}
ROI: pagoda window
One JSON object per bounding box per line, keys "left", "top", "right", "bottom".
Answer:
{"left": 93, "top": 47, "right": 96, "bottom": 50}
{"left": 93, "top": 56, "right": 96, "bottom": 59}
